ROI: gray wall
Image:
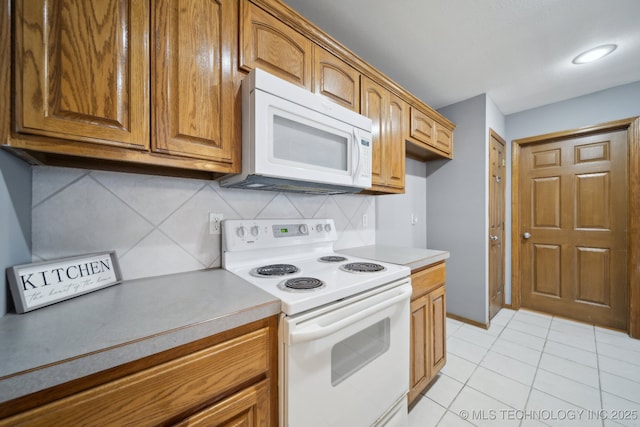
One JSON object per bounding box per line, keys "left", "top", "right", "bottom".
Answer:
{"left": 504, "top": 80, "right": 640, "bottom": 304}
{"left": 427, "top": 94, "right": 488, "bottom": 324}
{"left": 376, "top": 158, "right": 427, "bottom": 248}
{"left": 0, "top": 151, "right": 32, "bottom": 316}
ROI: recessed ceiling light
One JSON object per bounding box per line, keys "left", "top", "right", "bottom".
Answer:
{"left": 572, "top": 44, "right": 617, "bottom": 64}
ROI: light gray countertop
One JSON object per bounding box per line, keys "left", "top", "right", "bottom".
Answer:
{"left": 338, "top": 245, "right": 449, "bottom": 271}
{"left": 0, "top": 268, "right": 280, "bottom": 404}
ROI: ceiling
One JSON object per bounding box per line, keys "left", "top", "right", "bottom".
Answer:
{"left": 281, "top": 0, "right": 640, "bottom": 115}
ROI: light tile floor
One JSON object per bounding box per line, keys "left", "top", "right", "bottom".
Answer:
{"left": 408, "top": 309, "right": 640, "bottom": 427}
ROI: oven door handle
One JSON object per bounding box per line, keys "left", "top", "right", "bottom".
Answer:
{"left": 289, "top": 284, "right": 411, "bottom": 344}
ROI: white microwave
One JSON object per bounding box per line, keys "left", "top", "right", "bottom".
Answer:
{"left": 219, "top": 68, "right": 373, "bottom": 194}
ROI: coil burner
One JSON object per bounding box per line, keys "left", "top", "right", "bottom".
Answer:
{"left": 254, "top": 264, "right": 299, "bottom": 277}
{"left": 340, "top": 262, "right": 386, "bottom": 273}
{"left": 318, "top": 256, "right": 348, "bottom": 263}
{"left": 279, "top": 277, "right": 326, "bottom": 292}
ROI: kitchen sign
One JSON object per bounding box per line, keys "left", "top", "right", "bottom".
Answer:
{"left": 7, "top": 252, "right": 122, "bottom": 313}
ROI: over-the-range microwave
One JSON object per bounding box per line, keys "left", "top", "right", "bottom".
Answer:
{"left": 219, "top": 68, "right": 373, "bottom": 194}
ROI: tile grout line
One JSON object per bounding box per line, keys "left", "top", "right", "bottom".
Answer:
{"left": 519, "top": 312, "right": 553, "bottom": 427}
{"left": 435, "top": 312, "right": 517, "bottom": 426}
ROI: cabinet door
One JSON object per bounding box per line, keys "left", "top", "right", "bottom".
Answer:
{"left": 240, "top": 1, "right": 312, "bottom": 89}
{"left": 429, "top": 285, "right": 447, "bottom": 375}
{"left": 16, "top": 0, "right": 149, "bottom": 149}
{"left": 313, "top": 46, "right": 360, "bottom": 111}
{"left": 386, "top": 93, "right": 407, "bottom": 190}
{"left": 434, "top": 122, "right": 453, "bottom": 156}
{"left": 409, "top": 107, "right": 434, "bottom": 146}
{"left": 408, "top": 294, "right": 429, "bottom": 405}
{"left": 174, "top": 380, "right": 270, "bottom": 427}
{"left": 361, "top": 77, "right": 386, "bottom": 188}
{"left": 153, "top": 0, "right": 239, "bottom": 165}
{"left": 361, "top": 77, "right": 406, "bottom": 193}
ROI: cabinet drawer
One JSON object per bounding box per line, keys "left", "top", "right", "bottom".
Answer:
{"left": 1, "top": 327, "right": 270, "bottom": 427}
{"left": 411, "top": 262, "right": 446, "bottom": 299}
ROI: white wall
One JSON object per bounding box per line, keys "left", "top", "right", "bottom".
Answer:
{"left": 376, "top": 158, "right": 427, "bottom": 248}
{"left": 428, "top": 94, "right": 489, "bottom": 324}
{"left": 0, "top": 152, "right": 32, "bottom": 316}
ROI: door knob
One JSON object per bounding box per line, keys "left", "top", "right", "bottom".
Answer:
{"left": 490, "top": 235, "right": 499, "bottom": 241}
{"left": 523, "top": 232, "right": 531, "bottom": 239}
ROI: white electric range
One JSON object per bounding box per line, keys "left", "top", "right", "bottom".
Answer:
{"left": 222, "top": 218, "right": 411, "bottom": 427}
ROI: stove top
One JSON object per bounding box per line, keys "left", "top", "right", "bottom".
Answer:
{"left": 221, "top": 219, "right": 410, "bottom": 315}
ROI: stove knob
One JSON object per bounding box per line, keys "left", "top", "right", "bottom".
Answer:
{"left": 316, "top": 224, "right": 323, "bottom": 232}
{"left": 236, "top": 226, "right": 246, "bottom": 238}
{"left": 324, "top": 223, "right": 332, "bottom": 232}
{"left": 250, "top": 225, "right": 260, "bottom": 237}
{"left": 299, "top": 224, "right": 308, "bottom": 234}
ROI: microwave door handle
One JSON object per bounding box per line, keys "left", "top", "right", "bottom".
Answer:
{"left": 288, "top": 284, "right": 411, "bottom": 344}
{"left": 353, "top": 129, "right": 363, "bottom": 182}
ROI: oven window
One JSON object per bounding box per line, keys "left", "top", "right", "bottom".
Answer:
{"left": 331, "top": 318, "right": 390, "bottom": 386}
{"left": 273, "top": 115, "right": 348, "bottom": 171}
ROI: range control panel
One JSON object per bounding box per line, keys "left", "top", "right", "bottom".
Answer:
{"left": 222, "top": 218, "right": 336, "bottom": 252}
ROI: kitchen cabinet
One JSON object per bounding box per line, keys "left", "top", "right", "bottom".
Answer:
{"left": 153, "top": 0, "right": 240, "bottom": 163}
{"left": 313, "top": 46, "right": 360, "bottom": 111}
{"left": 16, "top": 0, "right": 150, "bottom": 150}
{"left": 8, "top": 0, "right": 239, "bottom": 178}
{"left": 406, "top": 106, "right": 454, "bottom": 160}
{"left": 408, "top": 261, "right": 447, "bottom": 406}
{"left": 5, "top": 0, "right": 454, "bottom": 182}
{"left": 0, "top": 317, "right": 278, "bottom": 426}
{"left": 361, "top": 76, "right": 406, "bottom": 193}
{"left": 240, "top": 0, "right": 312, "bottom": 89}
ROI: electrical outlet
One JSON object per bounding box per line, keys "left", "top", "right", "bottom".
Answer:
{"left": 209, "top": 213, "right": 223, "bottom": 234}
{"left": 362, "top": 214, "right": 368, "bottom": 227}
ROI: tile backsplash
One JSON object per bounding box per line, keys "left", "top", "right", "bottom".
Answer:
{"left": 32, "top": 167, "right": 375, "bottom": 281}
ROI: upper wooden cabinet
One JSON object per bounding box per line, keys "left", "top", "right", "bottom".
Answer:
{"left": 407, "top": 106, "right": 454, "bottom": 160}
{"left": 6, "top": 0, "right": 453, "bottom": 181}
{"left": 10, "top": 0, "right": 239, "bottom": 178}
{"left": 240, "top": 1, "right": 312, "bottom": 89}
{"left": 312, "top": 46, "right": 360, "bottom": 112}
{"left": 16, "top": 0, "right": 150, "bottom": 150}
{"left": 434, "top": 122, "right": 454, "bottom": 155}
{"left": 153, "top": 0, "right": 239, "bottom": 163}
{"left": 361, "top": 76, "right": 406, "bottom": 193}
{"left": 409, "top": 107, "right": 435, "bottom": 147}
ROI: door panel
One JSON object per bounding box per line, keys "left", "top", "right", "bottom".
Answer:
{"left": 520, "top": 131, "right": 628, "bottom": 329}
{"left": 532, "top": 244, "right": 561, "bottom": 297}
{"left": 532, "top": 177, "right": 560, "bottom": 228}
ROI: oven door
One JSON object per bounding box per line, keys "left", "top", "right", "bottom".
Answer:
{"left": 280, "top": 279, "right": 411, "bottom": 427}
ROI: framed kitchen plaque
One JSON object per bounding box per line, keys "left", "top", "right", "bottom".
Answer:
{"left": 7, "top": 251, "right": 122, "bottom": 313}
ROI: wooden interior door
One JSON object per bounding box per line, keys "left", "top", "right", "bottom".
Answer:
{"left": 489, "top": 131, "right": 505, "bottom": 320}
{"left": 519, "top": 130, "right": 629, "bottom": 329}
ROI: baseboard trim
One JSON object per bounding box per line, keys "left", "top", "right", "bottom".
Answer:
{"left": 446, "top": 313, "right": 489, "bottom": 330}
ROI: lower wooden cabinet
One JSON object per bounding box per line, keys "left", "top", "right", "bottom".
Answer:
{"left": 408, "top": 262, "right": 447, "bottom": 406}
{"left": 0, "top": 317, "right": 278, "bottom": 426}
{"left": 174, "top": 379, "right": 270, "bottom": 427}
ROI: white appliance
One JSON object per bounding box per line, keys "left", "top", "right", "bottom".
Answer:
{"left": 219, "top": 68, "right": 373, "bottom": 194}
{"left": 222, "top": 219, "right": 411, "bottom": 427}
